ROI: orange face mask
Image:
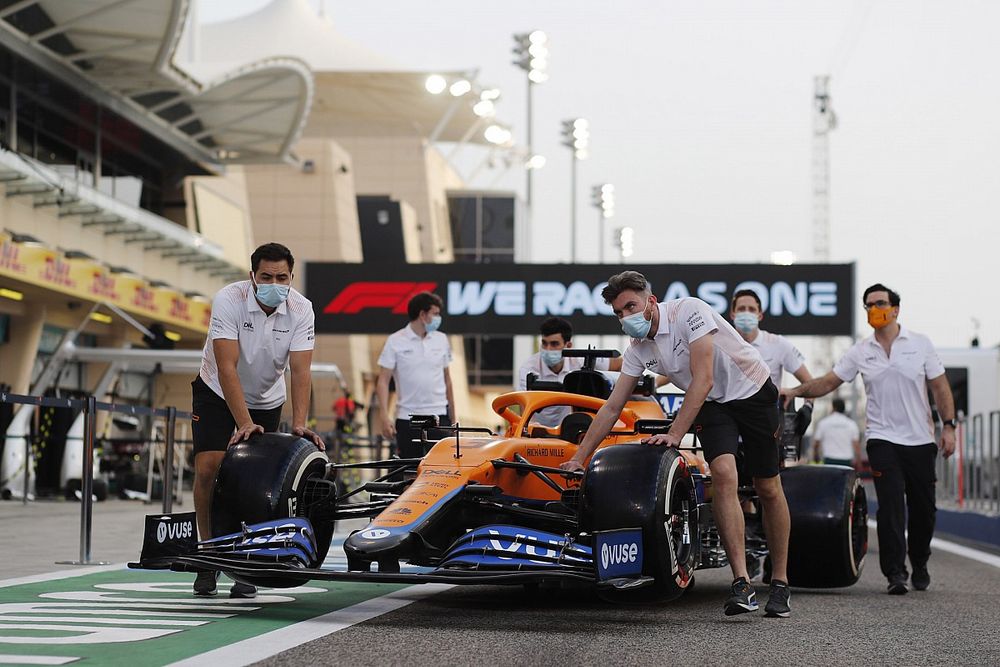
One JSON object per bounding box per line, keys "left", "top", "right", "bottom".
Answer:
{"left": 867, "top": 306, "right": 895, "bottom": 329}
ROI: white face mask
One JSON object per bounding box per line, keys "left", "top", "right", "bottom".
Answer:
{"left": 733, "top": 312, "right": 759, "bottom": 334}
{"left": 620, "top": 299, "right": 653, "bottom": 339}
{"left": 540, "top": 349, "right": 563, "bottom": 368}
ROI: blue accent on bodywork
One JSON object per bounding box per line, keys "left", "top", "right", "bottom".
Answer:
{"left": 438, "top": 524, "right": 593, "bottom": 570}
{"left": 199, "top": 517, "right": 319, "bottom": 567}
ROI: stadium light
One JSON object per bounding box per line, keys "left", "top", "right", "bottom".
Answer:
{"left": 562, "top": 118, "right": 590, "bottom": 262}
{"left": 513, "top": 30, "right": 549, "bottom": 227}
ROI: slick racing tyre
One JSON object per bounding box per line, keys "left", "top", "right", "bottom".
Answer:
{"left": 782, "top": 465, "right": 868, "bottom": 588}
{"left": 580, "top": 444, "right": 698, "bottom": 603}
{"left": 212, "top": 433, "right": 334, "bottom": 564}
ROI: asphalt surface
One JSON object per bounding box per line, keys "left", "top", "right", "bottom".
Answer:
{"left": 256, "top": 526, "right": 1000, "bottom": 666}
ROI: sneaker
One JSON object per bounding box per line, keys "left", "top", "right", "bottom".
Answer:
{"left": 229, "top": 580, "right": 258, "bottom": 599}
{"left": 911, "top": 566, "right": 930, "bottom": 591}
{"left": 887, "top": 574, "right": 908, "bottom": 595}
{"left": 764, "top": 579, "right": 791, "bottom": 618}
{"left": 724, "top": 577, "right": 759, "bottom": 616}
{"left": 193, "top": 571, "right": 219, "bottom": 596}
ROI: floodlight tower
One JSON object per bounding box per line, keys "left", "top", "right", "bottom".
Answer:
{"left": 813, "top": 75, "right": 837, "bottom": 368}
{"left": 512, "top": 31, "right": 549, "bottom": 224}
{"left": 813, "top": 75, "right": 836, "bottom": 262}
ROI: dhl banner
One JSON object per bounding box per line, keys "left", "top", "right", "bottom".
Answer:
{"left": 0, "top": 232, "right": 210, "bottom": 333}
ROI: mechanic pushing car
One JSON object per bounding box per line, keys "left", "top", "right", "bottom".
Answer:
{"left": 191, "top": 242, "right": 324, "bottom": 599}
{"left": 730, "top": 288, "right": 814, "bottom": 392}
{"left": 560, "top": 270, "right": 793, "bottom": 618}
{"left": 517, "top": 316, "right": 622, "bottom": 427}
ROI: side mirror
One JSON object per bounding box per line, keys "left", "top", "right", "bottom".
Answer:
{"left": 409, "top": 415, "right": 440, "bottom": 429}
{"left": 635, "top": 419, "right": 672, "bottom": 434}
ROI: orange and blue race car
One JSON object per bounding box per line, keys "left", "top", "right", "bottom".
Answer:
{"left": 132, "top": 350, "right": 868, "bottom": 602}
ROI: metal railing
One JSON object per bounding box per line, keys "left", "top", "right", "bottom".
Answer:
{"left": 0, "top": 391, "right": 189, "bottom": 565}
{"left": 937, "top": 411, "right": 1000, "bottom": 515}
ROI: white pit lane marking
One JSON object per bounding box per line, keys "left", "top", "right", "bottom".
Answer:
{"left": 165, "top": 584, "right": 454, "bottom": 667}
{"left": 867, "top": 519, "right": 1000, "bottom": 569}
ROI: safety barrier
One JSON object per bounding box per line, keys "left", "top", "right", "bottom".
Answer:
{"left": 0, "top": 391, "right": 189, "bottom": 565}
{"left": 937, "top": 411, "right": 1000, "bottom": 515}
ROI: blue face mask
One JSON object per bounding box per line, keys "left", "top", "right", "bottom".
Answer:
{"left": 621, "top": 308, "right": 652, "bottom": 339}
{"left": 425, "top": 314, "right": 442, "bottom": 333}
{"left": 733, "top": 312, "right": 759, "bottom": 334}
{"left": 540, "top": 349, "right": 563, "bottom": 368}
{"left": 255, "top": 281, "right": 289, "bottom": 308}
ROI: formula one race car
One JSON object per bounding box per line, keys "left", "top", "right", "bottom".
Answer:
{"left": 132, "top": 351, "right": 867, "bottom": 602}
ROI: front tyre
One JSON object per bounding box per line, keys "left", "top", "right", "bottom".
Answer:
{"left": 212, "top": 433, "right": 333, "bottom": 564}
{"left": 581, "top": 444, "right": 698, "bottom": 603}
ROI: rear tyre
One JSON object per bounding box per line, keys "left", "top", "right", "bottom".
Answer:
{"left": 580, "top": 444, "right": 698, "bottom": 603}
{"left": 781, "top": 465, "right": 867, "bottom": 587}
{"left": 212, "top": 433, "right": 333, "bottom": 568}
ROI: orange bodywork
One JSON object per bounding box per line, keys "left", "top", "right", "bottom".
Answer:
{"left": 365, "top": 391, "right": 708, "bottom": 533}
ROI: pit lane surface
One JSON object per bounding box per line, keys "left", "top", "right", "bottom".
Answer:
{"left": 256, "top": 527, "right": 1000, "bottom": 666}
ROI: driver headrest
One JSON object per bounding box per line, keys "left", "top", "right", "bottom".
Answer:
{"left": 559, "top": 412, "right": 593, "bottom": 445}
{"left": 562, "top": 369, "right": 611, "bottom": 400}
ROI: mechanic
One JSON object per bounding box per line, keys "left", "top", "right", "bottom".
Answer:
{"left": 812, "top": 398, "right": 861, "bottom": 467}
{"left": 376, "top": 291, "right": 455, "bottom": 459}
{"left": 730, "top": 288, "right": 813, "bottom": 390}
{"left": 782, "top": 283, "right": 956, "bottom": 595}
{"left": 559, "top": 271, "right": 793, "bottom": 618}
{"left": 516, "top": 317, "right": 623, "bottom": 427}
{"left": 191, "top": 242, "right": 324, "bottom": 599}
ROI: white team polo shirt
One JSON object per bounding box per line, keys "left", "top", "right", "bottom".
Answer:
{"left": 378, "top": 324, "right": 453, "bottom": 419}
{"left": 833, "top": 327, "right": 945, "bottom": 446}
{"left": 621, "top": 298, "right": 770, "bottom": 402}
{"left": 517, "top": 353, "right": 611, "bottom": 427}
{"left": 748, "top": 329, "right": 806, "bottom": 388}
{"left": 199, "top": 281, "right": 316, "bottom": 410}
{"left": 814, "top": 412, "right": 860, "bottom": 460}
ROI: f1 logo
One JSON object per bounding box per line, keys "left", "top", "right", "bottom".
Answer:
{"left": 323, "top": 281, "right": 438, "bottom": 315}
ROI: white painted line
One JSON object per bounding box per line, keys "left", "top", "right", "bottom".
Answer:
{"left": 0, "top": 655, "right": 78, "bottom": 665}
{"left": 930, "top": 536, "right": 1000, "bottom": 569}
{"left": 867, "top": 520, "right": 1000, "bottom": 569}
{"left": 166, "top": 583, "right": 454, "bottom": 667}
{"left": 0, "top": 564, "right": 128, "bottom": 589}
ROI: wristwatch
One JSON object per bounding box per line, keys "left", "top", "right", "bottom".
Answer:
{"left": 942, "top": 419, "right": 957, "bottom": 429}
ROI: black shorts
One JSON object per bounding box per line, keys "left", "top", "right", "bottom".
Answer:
{"left": 692, "top": 379, "right": 781, "bottom": 478}
{"left": 191, "top": 376, "right": 283, "bottom": 455}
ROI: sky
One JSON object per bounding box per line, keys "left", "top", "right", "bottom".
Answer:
{"left": 198, "top": 0, "right": 998, "bottom": 351}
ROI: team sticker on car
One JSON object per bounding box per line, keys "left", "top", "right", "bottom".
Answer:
{"left": 595, "top": 528, "right": 644, "bottom": 581}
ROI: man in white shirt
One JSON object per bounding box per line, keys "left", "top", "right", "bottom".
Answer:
{"left": 730, "top": 289, "right": 812, "bottom": 389}
{"left": 812, "top": 398, "right": 861, "bottom": 466}
{"left": 559, "top": 271, "right": 793, "bottom": 618}
{"left": 516, "top": 317, "right": 622, "bottom": 427}
{"left": 376, "top": 292, "right": 455, "bottom": 459}
{"left": 191, "top": 243, "right": 324, "bottom": 598}
{"left": 783, "top": 283, "right": 956, "bottom": 595}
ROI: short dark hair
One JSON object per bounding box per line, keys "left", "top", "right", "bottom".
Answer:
{"left": 832, "top": 398, "right": 846, "bottom": 413}
{"left": 251, "top": 243, "right": 294, "bottom": 272}
{"left": 601, "top": 271, "right": 650, "bottom": 304}
{"left": 862, "top": 283, "right": 900, "bottom": 307}
{"left": 540, "top": 317, "right": 573, "bottom": 342}
{"left": 407, "top": 291, "right": 444, "bottom": 321}
{"left": 730, "top": 288, "right": 762, "bottom": 312}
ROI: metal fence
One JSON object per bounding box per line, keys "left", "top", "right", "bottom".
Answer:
{"left": 0, "top": 390, "right": 188, "bottom": 565}
{"left": 937, "top": 411, "right": 1000, "bottom": 515}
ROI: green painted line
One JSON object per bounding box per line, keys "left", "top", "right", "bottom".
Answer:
{"left": 0, "top": 568, "right": 409, "bottom": 666}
